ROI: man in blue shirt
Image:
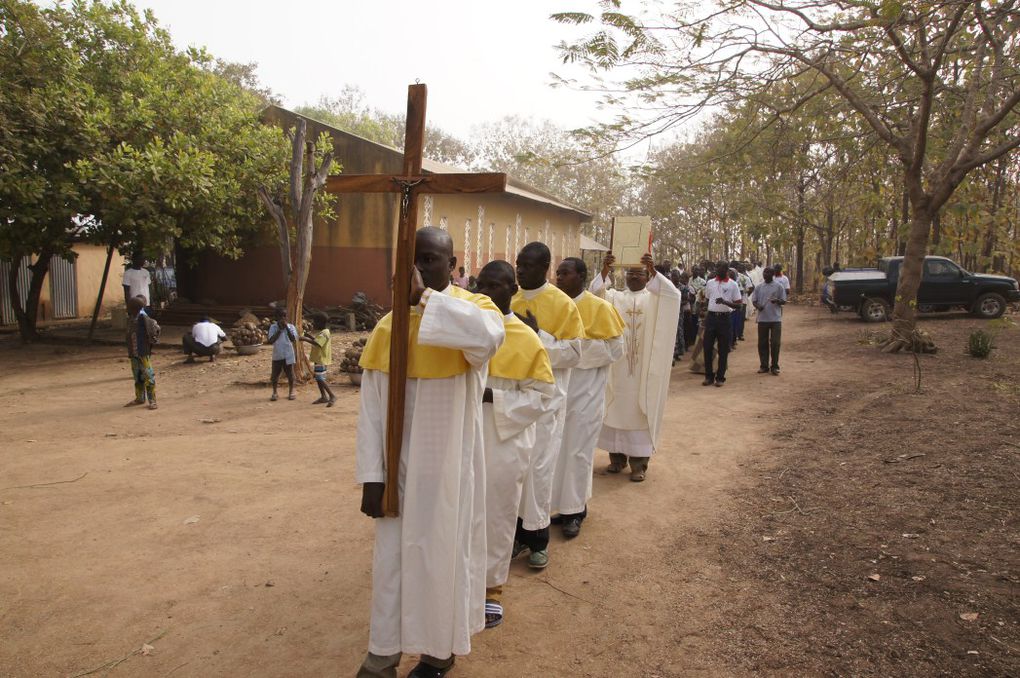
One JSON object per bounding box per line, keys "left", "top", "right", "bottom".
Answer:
{"left": 751, "top": 267, "right": 787, "bottom": 375}
{"left": 267, "top": 306, "right": 298, "bottom": 401}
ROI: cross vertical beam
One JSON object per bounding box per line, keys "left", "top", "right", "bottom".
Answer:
{"left": 383, "top": 85, "right": 427, "bottom": 516}
{"left": 325, "top": 84, "right": 508, "bottom": 518}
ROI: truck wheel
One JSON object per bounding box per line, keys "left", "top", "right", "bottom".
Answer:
{"left": 861, "top": 297, "right": 890, "bottom": 323}
{"left": 972, "top": 293, "right": 1006, "bottom": 319}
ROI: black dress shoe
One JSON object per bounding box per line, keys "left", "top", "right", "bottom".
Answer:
{"left": 562, "top": 518, "right": 582, "bottom": 539}
{"left": 757, "top": 367, "right": 769, "bottom": 374}
{"left": 408, "top": 659, "right": 455, "bottom": 677}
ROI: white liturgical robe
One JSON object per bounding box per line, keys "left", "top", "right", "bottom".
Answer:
{"left": 355, "top": 288, "right": 504, "bottom": 658}
{"left": 484, "top": 314, "right": 556, "bottom": 589}
{"left": 510, "top": 283, "right": 583, "bottom": 532}
{"left": 591, "top": 271, "right": 681, "bottom": 456}
{"left": 552, "top": 292, "right": 625, "bottom": 515}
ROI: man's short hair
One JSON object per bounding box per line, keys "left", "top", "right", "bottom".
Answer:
{"left": 520, "top": 241, "right": 551, "bottom": 266}
{"left": 562, "top": 256, "right": 587, "bottom": 280}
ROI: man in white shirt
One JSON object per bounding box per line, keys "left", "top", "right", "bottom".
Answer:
{"left": 183, "top": 315, "right": 227, "bottom": 362}
{"left": 703, "top": 260, "right": 743, "bottom": 387}
{"left": 773, "top": 263, "right": 791, "bottom": 295}
{"left": 122, "top": 253, "right": 151, "bottom": 307}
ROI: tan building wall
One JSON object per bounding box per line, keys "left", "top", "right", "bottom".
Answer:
{"left": 25, "top": 245, "right": 124, "bottom": 322}
{"left": 423, "top": 193, "right": 584, "bottom": 279}
{"left": 177, "top": 107, "right": 589, "bottom": 308}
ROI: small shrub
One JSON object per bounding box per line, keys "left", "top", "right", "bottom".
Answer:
{"left": 967, "top": 329, "right": 994, "bottom": 358}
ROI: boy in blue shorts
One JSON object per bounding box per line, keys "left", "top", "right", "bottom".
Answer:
{"left": 301, "top": 311, "right": 336, "bottom": 407}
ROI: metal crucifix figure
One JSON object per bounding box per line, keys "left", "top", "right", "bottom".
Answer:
{"left": 326, "top": 84, "right": 507, "bottom": 516}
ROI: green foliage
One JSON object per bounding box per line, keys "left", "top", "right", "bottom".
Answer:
{"left": 0, "top": 0, "right": 287, "bottom": 262}
{"left": 967, "top": 329, "right": 994, "bottom": 359}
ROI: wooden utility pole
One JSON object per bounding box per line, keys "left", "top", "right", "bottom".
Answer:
{"left": 326, "top": 84, "right": 507, "bottom": 516}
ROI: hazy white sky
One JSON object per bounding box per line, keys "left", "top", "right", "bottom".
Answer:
{"left": 127, "top": 0, "right": 609, "bottom": 140}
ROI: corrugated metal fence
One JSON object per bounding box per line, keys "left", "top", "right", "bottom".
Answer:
{"left": 0, "top": 257, "right": 31, "bottom": 326}
{"left": 49, "top": 255, "right": 78, "bottom": 319}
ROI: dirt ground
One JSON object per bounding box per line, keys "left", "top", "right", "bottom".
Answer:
{"left": 1, "top": 305, "right": 1017, "bottom": 677}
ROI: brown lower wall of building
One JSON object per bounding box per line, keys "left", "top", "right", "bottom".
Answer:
{"left": 178, "top": 246, "right": 392, "bottom": 309}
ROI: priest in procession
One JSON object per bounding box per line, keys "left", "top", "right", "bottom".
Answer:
{"left": 355, "top": 227, "right": 506, "bottom": 678}
{"left": 510, "top": 242, "right": 586, "bottom": 570}
{"left": 550, "top": 256, "right": 625, "bottom": 538}
{"left": 590, "top": 252, "right": 681, "bottom": 482}
{"left": 473, "top": 260, "right": 556, "bottom": 630}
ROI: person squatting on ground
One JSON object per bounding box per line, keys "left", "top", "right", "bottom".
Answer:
{"left": 267, "top": 306, "right": 298, "bottom": 402}
{"left": 551, "top": 256, "right": 625, "bottom": 538}
{"left": 752, "top": 266, "right": 787, "bottom": 376}
{"left": 125, "top": 295, "right": 160, "bottom": 410}
{"left": 590, "top": 252, "right": 680, "bottom": 482}
{"left": 354, "top": 227, "right": 505, "bottom": 678}
{"left": 702, "top": 261, "right": 743, "bottom": 387}
{"left": 182, "top": 315, "right": 225, "bottom": 362}
{"left": 300, "top": 311, "right": 336, "bottom": 406}
{"left": 510, "top": 242, "right": 585, "bottom": 571}
{"left": 473, "top": 260, "right": 555, "bottom": 630}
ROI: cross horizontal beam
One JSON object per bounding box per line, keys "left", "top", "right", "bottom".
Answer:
{"left": 326, "top": 173, "right": 508, "bottom": 195}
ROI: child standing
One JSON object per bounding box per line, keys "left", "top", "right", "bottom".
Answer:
{"left": 301, "top": 311, "right": 336, "bottom": 407}
{"left": 267, "top": 306, "right": 298, "bottom": 402}
{"left": 125, "top": 295, "right": 160, "bottom": 410}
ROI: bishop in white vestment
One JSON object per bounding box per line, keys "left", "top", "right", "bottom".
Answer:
{"left": 590, "top": 253, "right": 681, "bottom": 482}
{"left": 355, "top": 228, "right": 505, "bottom": 678}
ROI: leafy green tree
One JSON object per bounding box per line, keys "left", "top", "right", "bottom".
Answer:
{"left": 0, "top": 0, "right": 287, "bottom": 341}
{"left": 0, "top": 0, "right": 97, "bottom": 340}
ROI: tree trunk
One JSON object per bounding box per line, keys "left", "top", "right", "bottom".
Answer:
{"left": 10, "top": 251, "right": 54, "bottom": 343}
{"left": 87, "top": 244, "right": 115, "bottom": 343}
{"left": 883, "top": 206, "right": 933, "bottom": 353}
{"left": 898, "top": 187, "right": 909, "bottom": 256}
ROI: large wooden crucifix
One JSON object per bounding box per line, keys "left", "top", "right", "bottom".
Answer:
{"left": 326, "top": 84, "right": 507, "bottom": 517}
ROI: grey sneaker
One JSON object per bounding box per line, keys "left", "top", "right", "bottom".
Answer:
{"left": 527, "top": 549, "right": 549, "bottom": 569}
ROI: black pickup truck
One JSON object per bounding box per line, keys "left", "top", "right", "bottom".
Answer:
{"left": 830, "top": 256, "right": 1020, "bottom": 322}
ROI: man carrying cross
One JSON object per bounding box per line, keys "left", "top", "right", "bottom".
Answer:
{"left": 335, "top": 85, "right": 510, "bottom": 678}
{"left": 355, "top": 227, "right": 504, "bottom": 678}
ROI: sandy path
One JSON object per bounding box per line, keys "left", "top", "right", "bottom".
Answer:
{"left": 0, "top": 307, "right": 832, "bottom": 677}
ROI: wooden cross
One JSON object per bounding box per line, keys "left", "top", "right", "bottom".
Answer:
{"left": 326, "top": 84, "right": 507, "bottom": 517}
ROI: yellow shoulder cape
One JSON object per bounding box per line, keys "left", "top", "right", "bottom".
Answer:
{"left": 510, "top": 284, "right": 585, "bottom": 340}
{"left": 489, "top": 315, "right": 554, "bottom": 383}
{"left": 359, "top": 286, "right": 500, "bottom": 379}
{"left": 575, "top": 291, "right": 625, "bottom": 340}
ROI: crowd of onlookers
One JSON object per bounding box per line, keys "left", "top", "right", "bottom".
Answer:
{"left": 655, "top": 258, "right": 791, "bottom": 382}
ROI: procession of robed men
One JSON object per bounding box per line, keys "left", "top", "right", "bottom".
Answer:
{"left": 353, "top": 227, "right": 679, "bottom": 678}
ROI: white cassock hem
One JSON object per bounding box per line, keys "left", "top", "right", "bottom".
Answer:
{"left": 598, "top": 425, "right": 654, "bottom": 457}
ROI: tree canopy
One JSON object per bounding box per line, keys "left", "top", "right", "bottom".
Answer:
{"left": 0, "top": 0, "right": 287, "bottom": 339}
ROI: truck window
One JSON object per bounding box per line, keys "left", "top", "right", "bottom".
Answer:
{"left": 924, "top": 259, "right": 959, "bottom": 278}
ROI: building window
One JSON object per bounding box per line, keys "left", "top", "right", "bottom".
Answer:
{"left": 464, "top": 219, "right": 471, "bottom": 272}
{"left": 439, "top": 216, "right": 448, "bottom": 230}
{"left": 476, "top": 207, "right": 484, "bottom": 270}
{"left": 505, "top": 225, "right": 512, "bottom": 260}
